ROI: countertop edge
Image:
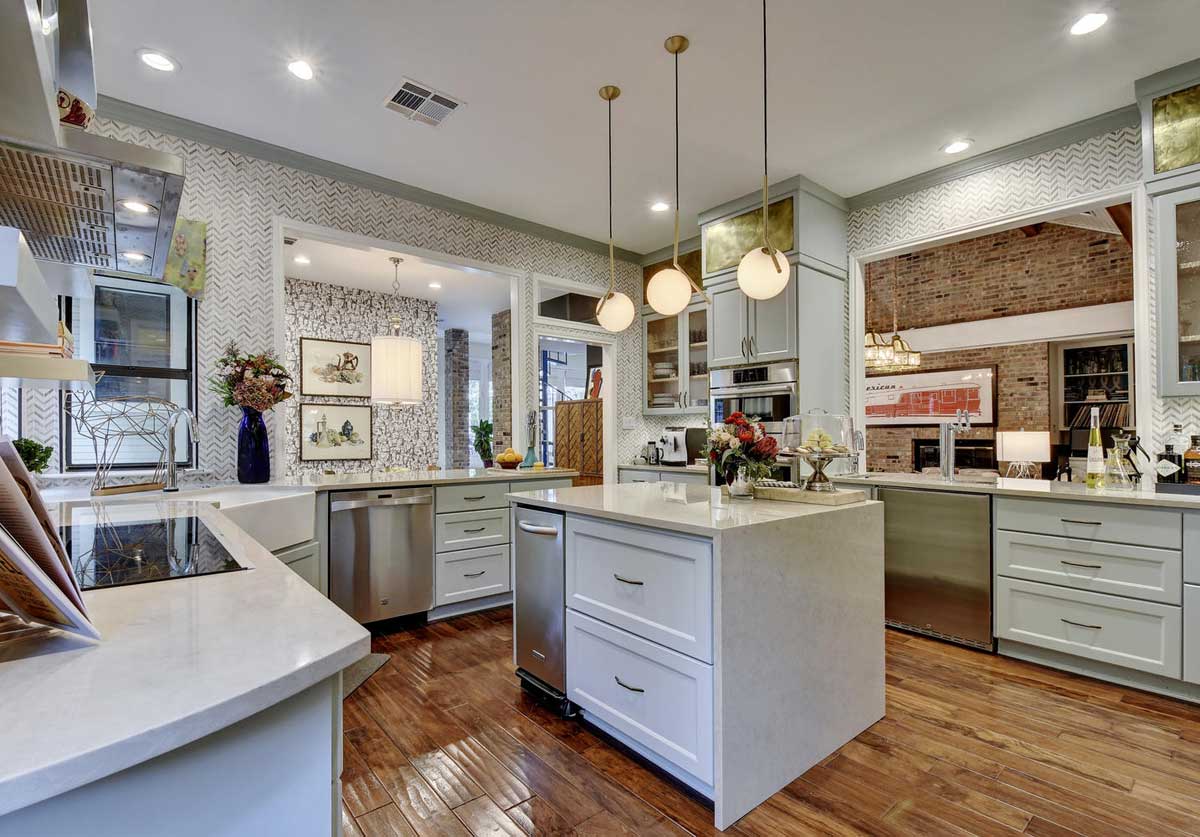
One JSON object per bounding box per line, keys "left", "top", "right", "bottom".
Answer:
{"left": 834, "top": 475, "right": 1200, "bottom": 509}
{"left": 305, "top": 469, "right": 579, "bottom": 492}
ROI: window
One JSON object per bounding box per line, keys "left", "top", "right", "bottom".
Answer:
{"left": 63, "top": 276, "right": 197, "bottom": 471}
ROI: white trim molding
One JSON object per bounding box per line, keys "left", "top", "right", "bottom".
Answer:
{"left": 895, "top": 302, "right": 1133, "bottom": 354}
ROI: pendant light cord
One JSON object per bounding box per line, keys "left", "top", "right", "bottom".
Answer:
{"left": 759, "top": 0, "right": 781, "bottom": 273}
{"left": 597, "top": 95, "right": 614, "bottom": 316}
{"left": 670, "top": 46, "right": 707, "bottom": 299}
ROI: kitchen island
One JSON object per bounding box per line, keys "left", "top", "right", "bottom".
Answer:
{"left": 506, "top": 481, "right": 884, "bottom": 830}
{"left": 0, "top": 498, "right": 369, "bottom": 837}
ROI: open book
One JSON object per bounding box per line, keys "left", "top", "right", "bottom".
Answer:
{"left": 0, "top": 437, "right": 98, "bottom": 640}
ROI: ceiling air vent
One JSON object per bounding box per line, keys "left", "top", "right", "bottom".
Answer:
{"left": 385, "top": 79, "right": 463, "bottom": 127}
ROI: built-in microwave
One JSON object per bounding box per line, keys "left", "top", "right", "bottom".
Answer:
{"left": 709, "top": 361, "right": 798, "bottom": 436}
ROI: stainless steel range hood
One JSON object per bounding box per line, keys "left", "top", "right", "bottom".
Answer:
{"left": 0, "top": 0, "right": 185, "bottom": 280}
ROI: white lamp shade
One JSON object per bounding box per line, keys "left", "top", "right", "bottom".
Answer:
{"left": 595, "top": 291, "right": 635, "bottom": 332}
{"left": 645, "top": 267, "right": 692, "bottom": 315}
{"left": 736, "top": 246, "right": 789, "bottom": 300}
{"left": 370, "top": 334, "right": 423, "bottom": 404}
{"left": 995, "top": 431, "right": 1050, "bottom": 463}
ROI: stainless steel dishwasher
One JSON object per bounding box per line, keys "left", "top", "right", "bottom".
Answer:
{"left": 329, "top": 487, "right": 434, "bottom": 623}
{"left": 877, "top": 486, "right": 993, "bottom": 650}
{"left": 513, "top": 505, "right": 566, "bottom": 700}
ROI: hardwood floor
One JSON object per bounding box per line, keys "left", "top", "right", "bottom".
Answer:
{"left": 342, "top": 607, "right": 1200, "bottom": 836}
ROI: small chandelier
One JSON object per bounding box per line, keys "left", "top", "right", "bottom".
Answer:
{"left": 865, "top": 259, "right": 921, "bottom": 370}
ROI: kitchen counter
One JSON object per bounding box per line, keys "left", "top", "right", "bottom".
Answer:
{"left": 0, "top": 498, "right": 369, "bottom": 824}
{"left": 835, "top": 472, "right": 1200, "bottom": 509}
{"left": 509, "top": 481, "right": 869, "bottom": 537}
{"left": 617, "top": 462, "right": 709, "bottom": 474}
{"left": 302, "top": 466, "right": 578, "bottom": 491}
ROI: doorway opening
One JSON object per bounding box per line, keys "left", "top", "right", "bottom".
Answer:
{"left": 537, "top": 335, "right": 603, "bottom": 484}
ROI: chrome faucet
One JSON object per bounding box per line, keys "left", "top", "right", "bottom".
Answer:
{"left": 938, "top": 409, "right": 970, "bottom": 482}
{"left": 164, "top": 408, "right": 198, "bottom": 492}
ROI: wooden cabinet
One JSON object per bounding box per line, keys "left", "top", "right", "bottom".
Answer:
{"left": 642, "top": 304, "right": 708, "bottom": 415}
{"left": 553, "top": 399, "right": 603, "bottom": 485}
{"left": 706, "top": 272, "right": 797, "bottom": 369}
{"left": 1157, "top": 184, "right": 1200, "bottom": 396}
{"left": 1054, "top": 337, "right": 1135, "bottom": 430}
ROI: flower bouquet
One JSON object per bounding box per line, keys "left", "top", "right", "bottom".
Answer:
{"left": 704, "top": 412, "right": 778, "bottom": 498}
{"left": 208, "top": 345, "right": 293, "bottom": 483}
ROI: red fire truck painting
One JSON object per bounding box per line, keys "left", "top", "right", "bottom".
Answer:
{"left": 865, "top": 368, "right": 994, "bottom": 426}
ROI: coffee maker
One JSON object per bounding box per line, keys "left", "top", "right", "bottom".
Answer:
{"left": 660, "top": 428, "right": 689, "bottom": 466}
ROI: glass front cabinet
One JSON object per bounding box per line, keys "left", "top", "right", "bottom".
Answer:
{"left": 1158, "top": 184, "right": 1200, "bottom": 395}
{"left": 642, "top": 302, "right": 708, "bottom": 415}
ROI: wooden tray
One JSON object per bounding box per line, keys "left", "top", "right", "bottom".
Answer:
{"left": 752, "top": 485, "right": 866, "bottom": 505}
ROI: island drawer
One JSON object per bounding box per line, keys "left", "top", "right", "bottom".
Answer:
{"left": 435, "top": 508, "right": 509, "bottom": 552}
{"left": 618, "top": 470, "right": 660, "bottom": 484}
{"left": 435, "top": 545, "right": 510, "bottom": 606}
{"left": 995, "top": 577, "right": 1182, "bottom": 679}
{"left": 994, "top": 497, "right": 1182, "bottom": 550}
{"left": 436, "top": 482, "right": 510, "bottom": 513}
{"left": 995, "top": 530, "right": 1182, "bottom": 605}
{"left": 1186, "top": 586, "right": 1199, "bottom": 685}
{"left": 510, "top": 477, "right": 575, "bottom": 493}
{"left": 566, "top": 516, "right": 713, "bottom": 663}
{"left": 566, "top": 610, "right": 713, "bottom": 784}
{"left": 1183, "top": 513, "right": 1200, "bottom": 585}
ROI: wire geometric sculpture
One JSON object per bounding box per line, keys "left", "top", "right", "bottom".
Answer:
{"left": 62, "top": 392, "right": 176, "bottom": 494}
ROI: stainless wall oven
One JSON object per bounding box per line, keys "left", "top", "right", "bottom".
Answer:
{"left": 709, "top": 361, "right": 798, "bottom": 437}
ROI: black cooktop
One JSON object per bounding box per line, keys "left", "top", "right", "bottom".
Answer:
{"left": 61, "top": 515, "right": 246, "bottom": 591}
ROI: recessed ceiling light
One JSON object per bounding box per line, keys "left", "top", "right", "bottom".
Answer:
{"left": 137, "top": 49, "right": 177, "bottom": 72}
{"left": 942, "top": 138, "right": 973, "bottom": 154}
{"left": 287, "top": 60, "right": 315, "bottom": 81}
{"left": 650, "top": 201, "right": 670, "bottom": 212}
{"left": 120, "top": 199, "right": 155, "bottom": 214}
{"left": 428, "top": 282, "right": 442, "bottom": 289}
{"left": 293, "top": 254, "right": 310, "bottom": 265}
{"left": 1070, "top": 12, "right": 1108, "bottom": 35}
{"left": 121, "top": 251, "right": 148, "bottom": 262}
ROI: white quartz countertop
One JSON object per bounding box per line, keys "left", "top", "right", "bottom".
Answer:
{"left": 0, "top": 500, "right": 369, "bottom": 817}
{"left": 507, "top": 481, "right": 875, "bottom": 537}
{"left": 617, "top": 463, "right": 709, "bottom": 474}
{"left": 37, "top": 481, "right": 316, "bottom": 506}
{"left": 301, "top": 467, "right": 578, "bottom": 492}
{"left": 835, "top": 473, "right": 1200, "bottom": 509}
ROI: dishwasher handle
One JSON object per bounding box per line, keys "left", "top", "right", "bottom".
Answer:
{"left": 331, "top": 494, "right": 433, "bottom": 513}
{"left": 518, "top": 521, "right": 560, "bottom": 536}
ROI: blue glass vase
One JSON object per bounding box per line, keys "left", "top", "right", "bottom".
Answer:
{"left": 237, "top": 407, "right": 270, "bottom": 484}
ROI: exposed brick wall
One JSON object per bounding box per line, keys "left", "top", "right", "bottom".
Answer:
{"left": 491, "top": 310, "right": 512, "bottom": 452}
{"left": 444, "top": 328, "right": 471, "bottom": 468}
{"left": 867, "top": 343, "right": 1050, "bottom": 472}
{"left": 865, "top": 224, "right": 1132, "bottom": 332}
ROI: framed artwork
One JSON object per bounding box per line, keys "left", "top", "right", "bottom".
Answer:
{"left": 865, "top": 366, "right": 997, "bottom": 427}
{"left": 300, "top": 338, "right": 371, "bottom": 397}
{"left": 300, "top": 403, "right": 373, "bottom": 461}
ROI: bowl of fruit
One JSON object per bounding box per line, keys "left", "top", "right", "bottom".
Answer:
{"left": 495, "top": 448, "right": 524, "bottom": 469}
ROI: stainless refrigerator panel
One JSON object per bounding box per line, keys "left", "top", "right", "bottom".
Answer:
{"left": 878, "top": 487, "right": 993, "bottom": 648}
{"left": 513, "top": 506, "right": 566, "bottom": 693}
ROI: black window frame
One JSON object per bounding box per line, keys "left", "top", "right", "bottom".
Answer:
{"left": 60, "top": 276, "right": 199, "bottom": 472}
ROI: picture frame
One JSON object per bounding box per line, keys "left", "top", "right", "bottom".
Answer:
{"left": 300, "top": 338, "right": 372, "bottom": 398}
{"left": 865, "top": 365, "right": 997, "bottom": 427}
{"left": 299, "top": 403, "right": 373, "bottom": 461}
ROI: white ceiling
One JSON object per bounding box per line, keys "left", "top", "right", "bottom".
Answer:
{"left": 92, "top": 1, "right": 1200, "bottom": 254}
{"left": 286, "top": 237, "right": 511, "bottom": 338}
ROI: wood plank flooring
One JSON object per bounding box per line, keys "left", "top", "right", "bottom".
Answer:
{"left": 342, "top": 607, "right": 1200, "bottom": 836}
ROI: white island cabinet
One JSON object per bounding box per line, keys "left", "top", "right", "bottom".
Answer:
{"left": 507, "top": 482, "right": 885, "bottom": 830}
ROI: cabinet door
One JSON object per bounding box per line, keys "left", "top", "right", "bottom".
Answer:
{"left": 682, "top": 302, "right": 709, "bottom": 413}
{"left": 1159, "top": 184, "right": 1200, "bottom": 396}
{"left": 748, "top": 268, "right": 797, "bottom": 363}
{"left": 707, "top": 282, "right": 749, "bottom": 369}
{"left": 644, "top": 311, "right": 683, "bottom": 413}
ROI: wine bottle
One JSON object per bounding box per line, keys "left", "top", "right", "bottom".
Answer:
{"left": 1086, "top": 406, "right": 1104, "bottom": 489}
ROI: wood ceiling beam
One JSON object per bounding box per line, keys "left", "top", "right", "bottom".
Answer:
{"left": 1105, "top": 202, "right": 1134, "bottom": 248}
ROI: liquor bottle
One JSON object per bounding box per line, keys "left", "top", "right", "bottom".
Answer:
{"left": 1086, "top": 407, "right": 1104, "bottom": 489}
{"left": 1156, "top": 445, "right": 1184, "bottom": 484}
{"left": 1186, "top": 436, "right": 1200, "bottom": 485}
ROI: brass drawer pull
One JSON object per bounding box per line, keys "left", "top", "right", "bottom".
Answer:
{"left": 1060, "top": 518, "right": 1102, "bottom": 526}
{"left": 614, "top": 574, "right": 644, "bottom": 586}
{"left": 1061, "top": 618, "right": 1103, "bottom": 630}
{"left": 614, "top": 676, "right": 645, "bottom": 693}
{"left": 463, "top": 570, "right": 486, "bottom": 578}
{"left": 1060, "top": 560, "right": 1103, "bottom": 569}
{"left": 463, "top": 527, "right": 487, "bottom": 533}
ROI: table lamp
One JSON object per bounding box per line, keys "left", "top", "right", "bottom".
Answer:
{"left": 996, "top": 430, "right": 1051, "bottom": 479}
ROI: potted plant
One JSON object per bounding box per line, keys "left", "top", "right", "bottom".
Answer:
{"left": 471, "top": 418, "right": 494, "bottom": 468}
{"left": 13, "top": 438, "right": 53, "bottom": 474}
{"left": 209, "top": 344, "right": 293, "bottom": 483}
{"left": 703, "top": 412, "right": 778, "bottom": 499}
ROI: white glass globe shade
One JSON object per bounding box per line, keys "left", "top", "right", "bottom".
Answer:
{"left": 645, "top": 267, "right": 692, "bottom": 315}
{"left": 736, "top": 246, "right": 789, "bottom": 300}
{"left": 595, "top": 291, "right": 635, "bottom": 332}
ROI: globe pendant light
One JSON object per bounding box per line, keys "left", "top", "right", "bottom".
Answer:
{"left": 646, "top": 36, "right": 709, "bottom": 317}
{"left": 594, "top": 85, "right": 636, "bottom": 333}
{"left": 736, "top": 0, "right": 789, "bottom": 301}
{"left": 371, "top": 256, "right": 424, "bottom": 406}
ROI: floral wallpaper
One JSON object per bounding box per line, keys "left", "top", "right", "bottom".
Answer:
{"left": 284, "top": 277, "right": 438, "bottom": 477}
